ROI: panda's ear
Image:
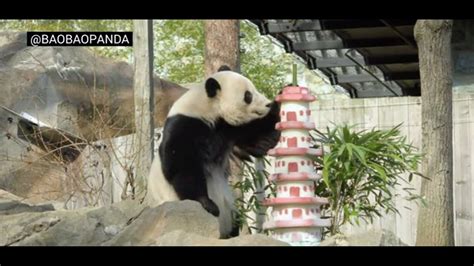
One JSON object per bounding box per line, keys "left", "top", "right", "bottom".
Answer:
{"left": 218, "top": 65, "right": 232, "bottom": 72}
{"left": 205, "top": 77, "right": 221, "bottom": 98}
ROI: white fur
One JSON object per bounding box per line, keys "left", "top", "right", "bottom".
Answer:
{"left": 213, "top": 71, "right": 271, "bottom": 125}
{"left": 146, "top": 150, "right": 179, "bottom": 207}
{"left": 169, "top": 71, "right": 272, "bottom": 126}
{"left": 168, "top": 87, "right": 219, "bottom": 126}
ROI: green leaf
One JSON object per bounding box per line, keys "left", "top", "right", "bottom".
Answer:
{"left": 322, "top": 156, "right": 331, "bottom": 188}
{"left": 346, "top": 143, "right": 353, "bottom": 161}
{"left": 343, "top": 161, "right": 351, "bottom": 174}
{"left": 369, "top": 163, "right": 387, "bottom": 181}
{"left": 352, "top": 145, "right": 367, "bottom": 166}
{"left": 343, "top": 205, "right": 350, "bottom": 218}
{"left": 342, "top": 125, "right": 351, "bottom": 143}
{"left": 337, "top": 143, "right": 346, "bottom": 157}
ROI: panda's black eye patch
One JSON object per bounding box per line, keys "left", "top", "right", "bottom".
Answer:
{"left": 244, "top": 90, "right": 253, "bottom": 104}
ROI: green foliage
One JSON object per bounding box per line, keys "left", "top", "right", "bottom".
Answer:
{"left": 152, "top": 20, "right": 205, "bottom": 83}
{"left": 311, "top": 124, "right": 426, "bottom": 235}
{"left": 240, "top": 21, "right": 294, "bottom": 99}
{"left": 152, "top": 20, "right": 293, "bottom": 98}
{"left": 233, "top": 157, "right": 275, "bottom": 233}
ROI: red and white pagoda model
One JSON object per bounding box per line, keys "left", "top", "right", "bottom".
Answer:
{"left": 263, "top": 86, "right": 331, "bottom": 246}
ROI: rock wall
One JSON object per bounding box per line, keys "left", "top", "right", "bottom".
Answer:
{"left": 0, "top": 32, "right": 187, "bottom": 204}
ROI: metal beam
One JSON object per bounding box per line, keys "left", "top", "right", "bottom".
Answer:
{"left": 336, "top": 71, "right": 420, "bottom": 84}
{"left": 264, "top": 19, "right": 416, "bottom": 33}
{"left": 343, "top": 49, "right": 400, "bottom": 96}
{"left": 321, "top": 19, "right": 415, "bottom": 30}
{"left": 266, "top": 21, "right": 323, "bottom": 34}
{"left": 313, "top": 54, "right": 419, "bottom": 68}
{"left": 380, "top": 19, "right": 417, "bottom": 48}
{"left": 337, "top": 74, "right": 379, "bottom": 83}
{"left": 385, "top": 71, "right": 420, "bottom": 80}
{"left": 292, "top": 38, "right": 413, "bottom": 51}
{"left": 353, "top": 84, "right": 407, "bottom": 98}
{"left": 366, "top": 54, "right": 419, "bottom": 65}
{"left": 355, "top": 89, "right": 399, "bottom": 98}
{"left": 292, "top": 40, "right": 345, "bottom": 51}
{"left": 346, "top": 38, "right": 414, "bottom": 48}
{"left": 314, "top": 57, "right": 365, "bottom": 68}
{"left": 404, "top": 84, "right": 421, "bottom": 96}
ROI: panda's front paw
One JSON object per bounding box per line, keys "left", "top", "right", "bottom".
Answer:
{"left": 198, "top": 197, "right": 220, "bottom": 217}
{"left": 269, "top": 100, "right": 279, "bottom": 110}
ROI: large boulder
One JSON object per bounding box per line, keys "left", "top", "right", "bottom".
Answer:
{"left": 0, "top": 32, "right": 188, "bottom": 135}
{"left": 0, "top": 32, "right": 188, "bottom": 204}
{"left": 153, "top": 230, "right": 288, "bottom": 246}
{"left": 1, "top": 199, "right": 145, "bottom": 246}
{"left": 320, "top": 229, "right": 407, "bottom": 246}
{"left": 0, "top": 189, "right": 55, "bottom": 215}
{"left": 103, "top": 200, "right": 220, "bottom": 246}
{"left": 104, "top": 200, "right": 287, "bottom": 246}
{"left": 0, "top": 196, "right": 286, "bottom": 246}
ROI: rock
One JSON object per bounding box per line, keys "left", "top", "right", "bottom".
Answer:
{"left": 346, "top": 229, "right": 407, "bottom": 246}
{"left": 0, "top": 189, "right": 22, "bottom": 201}
{"left": 0, "top": 197, "right": 288, "bottom": 246}
{"left": 0, "top": 200, "right": 55, "bottom": 215}
{"left": 320, "top": 229, "right": 407, "bottom": 246}
{"left": 0, "top": 189, "right": 55, "bottom": 215}
{"left": 0, "top": 32, "right": 188, "bottom": 137}
{"left": 0, "top": 32, "right": 188, "bottom": 204}
{"left": 104, "top": 225, "right": 121, "bottom": 236}
{"left": 0, "top": 199, "right": 146, "bottom": 246}
{"left": 1, "top": 211, "right": 63, "bottom": 246}
{"left": 319, "top": 233, "right": 349, "bottom": 246}
{"left": 216, "top": 234, "right": 290, "bottom": 246}
{"left": 153, "top": 230, "right": 289, "bottom": 246}
{"left": 104, "top": 200, "right": 220, "bottom": 246}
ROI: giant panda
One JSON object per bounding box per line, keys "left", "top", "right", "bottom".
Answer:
{"left": 146, "top": 67, "right": 280, "bottom": 238}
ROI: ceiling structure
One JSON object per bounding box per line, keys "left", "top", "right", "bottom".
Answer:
{"left": 249, "top": 19, "right": 420, "bottom": 98}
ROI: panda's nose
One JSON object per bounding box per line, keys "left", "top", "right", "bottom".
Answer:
{"left": 266, "top": 103, "right": 272, "bottom": 108}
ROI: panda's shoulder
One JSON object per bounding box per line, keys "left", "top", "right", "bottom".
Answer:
{"left": 160, "top": 114, "right": 216, "bottom": 165}
{"left": 160, "top": 115, "right": 217, "bottom": 156}
{"left": 163, "top": 114, "right": 213, "bottom": 137}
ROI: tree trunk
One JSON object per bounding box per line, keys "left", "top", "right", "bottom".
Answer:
{"left": 204, "top": 20, "right": 240, "bottom": 76}
{"left": 415, "top": 20, "right": 455, "bottom": 246}
{"left": 133, "top": 20, "right": 155, "bottom": 202}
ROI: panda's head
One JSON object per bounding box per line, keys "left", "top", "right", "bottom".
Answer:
{"left": 205, "top": 70, "right": 272, "bottom": 126}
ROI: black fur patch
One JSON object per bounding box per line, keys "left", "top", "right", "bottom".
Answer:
{"left": 159, "top": 115, "right": 226, "bottom": 217}
{"left": 205, "top": 77, "right": 221, "bottom": 98}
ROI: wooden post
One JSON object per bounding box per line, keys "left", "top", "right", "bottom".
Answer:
{"left": 133, "top": 19, "right": 155, "bottom": 201}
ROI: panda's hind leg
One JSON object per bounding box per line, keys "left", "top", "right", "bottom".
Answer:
{"left": 197, "top": 196, "right": 220, "bottom": 217}
{"left": 230, "top": 217, "right": 240, "bottom": 237}
{"left": 170, "top": 172, "right": 220, "bottom": 217}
